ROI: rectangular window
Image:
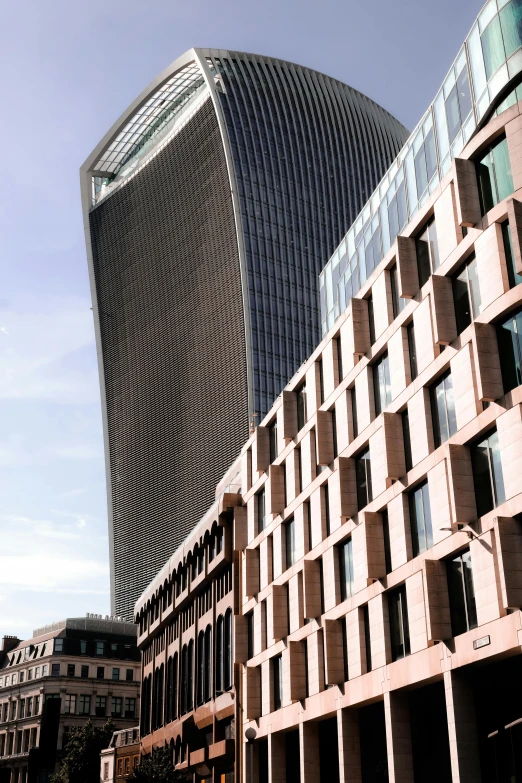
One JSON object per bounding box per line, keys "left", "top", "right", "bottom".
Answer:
{"left": 373, "top": 352, "right": 392, "bottom": 415}
{"left": 285, "top": 518, "right": 296, "bottom": 570}
{"left": 355, "top": 448, "right": 373, "bottom": 510}
{"left": 390, "top": 264, "right": 405, "bottom": 318}
{"left": 323, "top": 484, "right": 330, "bottom": 537}
{"left": 409, "top": 481, "right": 433, "bottom": 556}
{"left": 447, "top": 550, "right": 478, "bottom": 636}
{"left": 95, "top": 641, "right": 104, "bottom": 656}
{"left": 382, "top": 509, "right": 392, "bottom": 575}
{"left": 19, "top": 700, "right": 25, "bottom": 719}
{"left": 407, "top": 323, "right": 417, "bottom": 381}
{"left": 125, "top": 669, "right": 133, "bottom": 682}
{"left": 64, "top": 695, "right": 76, "bottom": 715}
{"left": 54, "top": 638, "right": 64, "bottom": 653}
{"left": 246, "top": 612, "right": 254, "bottom": 660}
{"left": 497, "top": 306, "right": 522, "bottom": 393}
{"left": 272, "top": 654, "right": 283, "bottom": 711}
{"left": 257, "top": 489, "right": 266, "bottom": 534}
{"left": 362, "top": 605, "right": 372, "bottom": 673}
{"left": 80, "top": 665, "right": 89, "bottom": 679}
{"left": 80, "top": 641, "right": 87, "bottom": 655}
{"left": 476, "top": 136, "right": 513, "bottom": 214}
{"left": 95, "top": 696, "right": 106, "bottom": 717}
{"left": 319, "top": 557, "right": 325, "bottom": 615}
{"left": 430, "top": 370, "right": 457, "bottom": 447}
{"left": 67, "top": 664, "right": 75, "bottom": 678}
{"left": 335, "top": 336, "right": 343, "bottom": 383}
{"left": 368, "top": 295, "right": 376, "bottom": 345}
{"left": 338, "top": 539, "right": 354, "bottom": 601}
{"left": 78, "top": 695, "right": 91, "bottom": 716}
{"left": 96, "top": 667, "right": 104, "bottom": 679}
{"left": 269, "top": 419, "right": 278, "bottom": 464}
{"left": 471, "top": 429, "right": 505, "bottom": 516}
{"left": 51, "top": 664, "right": 60, "bottom": 677}
{"left": 416, "top": 217, "right": 440, "bottom": 287}
{"left": 402, "top": 409, "right": 413, "bottom": 472}
{"left": 125, "top": 698, "right": 136, "bottom": 719}
{"left": 332, "top": 409, "right": 338, "bottom": 459}
{"left": 388, "top": 585, "right": 411, "bottom": 661}
{"left": 453, "top": 254, "right": 481, "bottom": 334}
{"left": 112, "top": 668, "right": 120, "bottom": 681}
{"left": 502, "top": 220, "right": 522, "bottom": 288}
{"left": 111, "top": 697, "right": 123, "bottom": 718}
{"left": 296, "top": 383, "right": 307, "bottom": 431}
{"left": 318, "top": 358, "right": 325, "bottom": 404}
{"left": 351, "top": 386, "right": 358, "bottom": 439}
{"left": 296, "top": 448, "right": 303, "bottom": 494}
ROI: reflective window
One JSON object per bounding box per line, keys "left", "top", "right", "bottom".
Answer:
{"left": 355, "top": 448, "right": 373, "bottom": 510}
{"left": 272, "top": 654, "right": 283, "bottom": 710}
{"left": 431, "top": 371, "right": 457, "bottom": 446}
{"left": 471, "top": 429, "right": 505, "bottom": 516}
{"left": 453, "top": 254, "right": 482, "bottom": 334}
{"left": 338, "top": 538, "right": 354, "bottom": 601}
{"left": 296, "top": 383, "right": 307, "bottom": 431}
{"left": 257, "top": 489, "right": 266, "bottom": 534}
{"left": 447, "top": 549, "right": 477, "bottom": 636}
{"left": 269, "top": 419, "right": 278, "bottom": 464}
{"left": 409, "top": 481, "right": 433, "bottom": 556}
{"left": 402, "top": 409, "right": 413, "bottom": 472}
{"left": 285, "top": 518, "right": 296, "bottom": 569}
{"left": 476, "top": 136, "right": 514, "bottom": 214}
{"left": 389, "top": 585, "right": 411, "bottom": 661}
{"left": 416, "top": 217, "right": 440, "bottom": 287}
{"left": 407, "top": 323, "right": 417, "bottom": 381}
{"left": 502, "top": 220, "right": 522, "bottom": 288}
{"left": 497, "top": 306, "right": 522, "bottom": 392}
{"left": 446, "top": 67, "right": 472, "bottom": 142}
{"left": 373, "top": 352, "right": 392, "bottom": 415}
{"left": 390, "top": 264, "right": 405, "bottom": 318}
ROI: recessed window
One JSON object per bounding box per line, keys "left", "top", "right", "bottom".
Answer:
{"left": 269, "top": 419, "right": 278, "bottom": 464}
{"left": 51, "top": 664, "right": 60, "bottom": 677}
{"left": 453, "top": 254, "right": 481, "bottom": 334}
{"left": 285, "top": 518, "right": 296, "bottom": 570}
{"left": 430, "top": 370, "right": 457, "bottom": 447}
{"left": 502, "top": 220, "right": 522, "bottom": 288}
{"left": 390, "top": 264, "right": 405, "bottom": 318}
{"left": 112, "top": 668, "right": 120, "bottom": 681}
{"left": 368, "top": 295, "right": 376, "bottom": 345}
{"left": 471, "top": 429, "right": 505, "bottom": 517}
{"left": 402, "top": 409, "right": 412, "bottom": 472}
{"left": 54, "top": 638, "right": 64, "bottom": 653}
{"left": 272, "top": 654, "right": 283, "bottom": 711}
{"left": 78, "top": 695, "right": 91, "bottom": 716}
{"left": 95, "top": 641, "right": 104, "bottom": 656}
{"left": 362, "top": 605, "right": 372, "bottom": 673}
{"left": 81, "top": 665, "right": 89, "bottom": 679}
{"left": 318, "top": 358, "right": 325, "bottom": 404}
{"left": 335, "top": 336, "right": 343, "bottom": 383}
{"left": 382, "top": 509, "right": 392, "bottom": 574}
{"left": 476, "top": 135, "right": 513, "bottom": 214}
{"left": 67, "top": 664, "right": 75, "bottom": 678}
{"left": 447, "top": 549, "right": 477, "bottom": 637}
{"left": 111, "top": 697, "right": 123, "bottom": 718}
{"left": 257, "top": 488, "right": 266, "bottom": 534}
{"left": 338, "top": 539, "right": 354, "bottom": 601}
{"left": 64, "top": 695, "right": 76, "bottom": 715}
{"left": 388, "top": 585, "right": 411, "bottom": 661}
{"left": 355, "top": 448, "right": 373, "bottom": 511}
{"left": 409, "top": 481, "right": 433, "bottom": 557}
{"left": 95, "top": 695, "right": 107, "bottom": 717}
{"left": 126, "top": 668, "right": 133, "bottom": 682}
{"left": 373, "top": 352, "right": 391, "bottom": 415}
{"left": 97, "top": 667, "right": 104, "bottom": 679}
{"left": 351, "top": 387, "right": 358, "bottom": 439}
{"left": 407, "top": 323, "right": 417, "bottom": 381}
{"left": 296, "top": 383, "right": 307, "bottom": 431}
{"left": 416, "top": 217, "right": 440, "bottom": 287}
{"left": 497, "top": 306, "right": 522, "bottom": 393}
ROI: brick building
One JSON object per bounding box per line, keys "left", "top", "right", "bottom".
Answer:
{"left": 0, "top": 617, "right": 140, "bottom": 783}
{"left": 100, "top": 727, "right": 140, "bottom": 783}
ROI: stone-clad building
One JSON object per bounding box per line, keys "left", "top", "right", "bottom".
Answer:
{"left": 0, "top": 617, "right": 140, "bottom": 783}
{"left": 137, "top": 2, "right": 522, "bottom": 781}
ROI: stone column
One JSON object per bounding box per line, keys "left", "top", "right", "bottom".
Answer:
{"left": 337, "top": 707, "right": 362, "bottom": 783}
{"left": 299, "top": 721, "right": 320, "bottom": 783}
{"left": 384, "top": 691, "right": 415, "bottom": 783}
{"left": 444, "top": 670, "right": 481, "bottom": 783}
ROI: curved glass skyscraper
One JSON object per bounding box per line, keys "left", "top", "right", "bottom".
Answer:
{"left": 81, "top": 49, "right": 408, "bottom": 618}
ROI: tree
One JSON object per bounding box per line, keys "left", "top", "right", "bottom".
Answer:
{"left": 128, "top": 746, "right": 189, "bottom": 783}
{"left": 50, "top": 719, "right": 116, "bottom": 783}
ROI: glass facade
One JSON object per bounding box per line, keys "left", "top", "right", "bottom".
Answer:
{"left": 320, "top": 0, "right": 522, "bottom": 334}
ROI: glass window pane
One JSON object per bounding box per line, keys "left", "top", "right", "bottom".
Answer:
{"left": 445, "top": 85, "right": 462, "bottom": 142}
{"left": 492, "top": 136, "right": 514, "bottom": 201}
{"left": 424, "top": 129, "right": 437, "bottom": 180}
{"left": 457, "top": 65, "right": 473, "bottom": 121}
{"left": 497, "top": 307, "right": 522, "bottom": 391}
{"left": 462, "top": 550, "right": 478, "bottom": 630}
{"left": 467, "top": 256, "right": 482, "bottom": 319}
{"left": 414, "top": 147, "right": 428, "bottom": 197}
{"left": 503, "top": 221, "right": 522, "bottom": 287}
{"left": 447, "top": 556, "right": 468, "bottom": 636}
{"left": 421, "top": 482, "right": 433, "bottom": 550}
{"left": 477, "top": 151, "right": 496, "bottom": 214}
{"left": 416, "top": 227, "right": 432, "bottom": 287}
{"left": 481, "top": 16, "right": 506, "bottom": 79}
{"left": 500, "top": 0, "right": 522, "bottom": 59}
{"left": 489, "top": 430, "right": 506, "bottom": 506}
{"left": 453, "top": 267, "right": 473, "bottom": 334}
{"left": 472, "top": 436, "right": 496, "bottom": 516}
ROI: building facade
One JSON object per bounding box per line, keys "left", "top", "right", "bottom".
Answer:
{"left": 100, "top": 727, "right": 140, "bottom": 783}
{"left": 0, "top": 618, "right": 140, "bottom": 783}
{"left": 137, "top": 3, "right": 522, "bottom": 782}
{"left": 80, "top": 49, "right": 408, "bottom": 619}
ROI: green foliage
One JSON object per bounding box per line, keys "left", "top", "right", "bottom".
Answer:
{"left": 50, "top": 719, "right": 116, "bottom": 783}
{"left": 128, "top": 746, "right": 188, "bottom": 783}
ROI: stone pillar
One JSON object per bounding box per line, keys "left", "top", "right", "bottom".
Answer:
{"left": 268, "top": 732, "right": 286, "bottom": 783}
{"left": 444, "top": 670, "right": 481, "bottom": 783}
{"left": 337, "top": 708, "right": 362, "bottom": 783}
{"left": 384, "top": 691, "right": 415, "bottom": 783}
{"left": 300, "top": 721, "right": 320, "bottom": 783}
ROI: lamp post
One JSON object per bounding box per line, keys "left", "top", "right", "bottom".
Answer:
{"left": 245, "top": 727, "right": 257, "bottom": 783}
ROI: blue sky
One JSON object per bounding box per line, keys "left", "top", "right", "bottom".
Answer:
{"left": 0, "top": 0, "right": 483, "bottom": 639}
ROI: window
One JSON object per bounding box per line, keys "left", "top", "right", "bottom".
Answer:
{"left": 95, "top": 641, "right": 104, "bottom": 656}
{"left": 355, "top": 448, "right": 373, "bottom": 510}
{"left": 407, "top": 323, "right": 417, "bottom": 381}
{"left": 388, "top": 585, "right": 410, "bottom": 661}
{"left": 362, "top": 605, "right": 372, "bottom": 673}
{"left": 402, "top": 409, "right": 412, "bottom": 472}
{"left": 332, "top": 409, "right": 338, "bottom": 459}
{"left": 318, "top": 358, "right": 325, "bottom": 404}
{"left": 296, "top": 383, "right": 307, "bottom": 431}
{"left": 409, "top": 481, "right": 433, "bottom": 556}
{"left": 34, "top": 696, "right": 40, "bottom": 715}
{"left": 269, "top": 419, "right": 278, "bottom": 464}
{"left": 126, "top": 668, "right": 133, "bottom": 682}
{"left": 351, "top": 387, "right": 358, "bottom": 438}
{"left": 257, "top": 489, "right": 266, "bottom": 534}
{"left": 373, "top": 352, "right": 391, "bottom": 414}
{"left": 416, "top": 217, "right": 440, "bottom": 287}
{"left": 112, "top": 668, "right": 120, "bottom": 681}
{"left": 95, "top": 696, "right": 106, "bottom": 717}
{"left": 502, "top": 220, "right": 522, "bottom": 288}
{"left": 447, "top": 550, "right": 478, "bottom": 636}
{"left": 246, "top": 612, "right": 254, "bottom": 660}
{"left": 368, "top": 295, "right": 376, "bottom": 345}
{"left": 272, "top": 654, "right": 283, "bottom": 710}
{"left": 97, "top": 667, "right": 104, "bottom": 679}
{"left": 103, "top": 762, "right": 109, "bottom": 781}
{"left": 476, "top": 136, "right": 513, "bottom": 214}
{"left": 431, "top": 370, "right": 457, "bottom": 446}
{"left": 390, "top": 264, "right": 405, "bottom": 318}
{"left": 445, "top": 63, "right": 472, "bottom": 142}
{"left": 64, "top": 695, "right": 76, "bottom": 715}
{"left": 338, "top": 539, "right": 354, "bottom": 601}
{"left": 51, "top": 664, "right": 60, "bottom": 677}
{"left": 471, "top": 429, "right": 505, "bottom": 516}
{"left": 80, "top": 665, "right": 89, "bottom": 679}
{"left": 117, "top": 760, "right": 123, "bottom": 777}
{"left": 223, "top": 610, "right": 232, "bottom": 691}
{"left": 19, "top": 700, "right": 25, "bottom": 719}
{"left": 382, "top": 510, "right": 392, "bottom": 575}
{"left": 67, "top": 664, "right": 75, "bottom": 677}
{"left": 42, "top": 665, "right": 48, "bottom": 677}
{"left": 296, "top": 448, "right": 303, "bottom": 494}
{"left": 80, "top": 641, "right": 87, "bottom": 655}
{"left": 78, "top": 695, "right": 91, "bottom": 716}
{"left": 497, "top": 306, "right": 522, "bottom": 393}
{"left": 285, "top": 518, "right": 296, "bottom": 570}
{"left": 54, "top": 638, "right": 64, "bottom": 653}
{"left": 453, "top": 254, "right": 481, "bottom": 334}
{"left": 111, "top": 697, "right": 123, "bottom": 718}
{"left": 335, "top": 336, "right": 343, "bottom": 382}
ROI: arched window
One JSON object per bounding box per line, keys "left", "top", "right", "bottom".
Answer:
{"left": 204, "top": 625, "right": 212, "bottom": 702}
{"left": 224, "top": 609, "right": 232, "bottom": 691}
{"left": 197, "top": 631, "right": 205, "bottom": 706}
{"left": 216, "top": 615, "right": 223, "bottom": 693}
{"left": 187, "top": 639, "right": 194, "bottom": 712}
{"left": 156, "top": 664, "right": 164, "bottom": 728}
{"left": 180, "top": 645, "right": 188, "bottom": 714}
{"left": 175, "top": 736, "right": 182, "bottom": 766}
{"left": 172, "top": 652, "right": 178, "bottom": 720}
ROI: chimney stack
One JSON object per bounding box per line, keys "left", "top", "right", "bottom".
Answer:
{"left": 1, "top": 636, "right": 21, "bottom": 653}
